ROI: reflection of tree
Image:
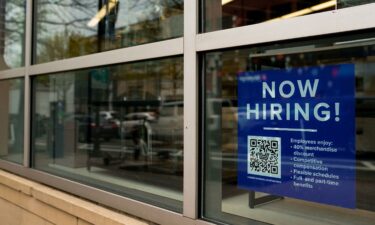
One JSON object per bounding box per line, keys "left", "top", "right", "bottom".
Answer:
{"left": 35, "top": 0, "right": 183, "bottom": 63}
{"left": 36, "top": 0, "right": 96, "bottom": 31}
{"left": 0, "top": 0, "right": 25, "bottom": 69}
{"left": 37, "top": 33, "right": 67, "bottom": 63}
{"left": 114, "top": 57, "right": 183, "bottom": 101}
{"left": 37, "top": 31, "right": 97, "bottom": 63}
{"left": 0, "top": 0, "right": 6, "bottom": 69}
{"left": 35, "top": 0, "right": 97, "bottom": 63}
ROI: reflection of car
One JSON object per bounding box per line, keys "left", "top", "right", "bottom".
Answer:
{"left": 75, "top": 115, "right": 119, "bottom": 142}
{"left": 124, "top": 112, "right": 156, "bottom": 121}
{"left": 100, "top": 111, "right": 119, "bottom": 120}
{"left": 119, "top": 102, "right": 183, "bottom": 158}
{"left": 150, "top": 101, "right": 183, "bottom": 158}
{"left": 151, "top": 101, "right": 183, "bottom": 141}
{"left": 121, "top": 112, "right": 156, "bottom": 138}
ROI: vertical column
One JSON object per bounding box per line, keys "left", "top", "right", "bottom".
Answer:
{"left": 183, "top": 0, "right": 198, "bottom": 219}
{"left": 23, "top": 0, "right": 33, "bottom": 167}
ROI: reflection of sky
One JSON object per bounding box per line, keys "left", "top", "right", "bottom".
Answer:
{"left": 39, "top": 0, "right": 97, "bottom": 37}
{"left": 3, "top": 0, "right": 182, "bottom": 66}
{"left": 4, "top": 1, "right": 25, "bottom": 68}
{"left": 38, "top": 0, "right": 182, "bottom": 38}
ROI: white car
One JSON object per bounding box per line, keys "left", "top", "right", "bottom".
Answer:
{"left": 121, "top": 112, "right": 156, "bottom": 139}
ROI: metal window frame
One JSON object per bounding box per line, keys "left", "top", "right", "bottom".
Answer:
{"left": 23, "top": 0, "right": 33, "bottom": 168}
{"left": 0, "top": 68, "right": 25, "bottom": 79}
{"left": 197, "top": 3, "right": 375, "bottom": 52}
{"left": 28, "top": 38, "right": 184, "bottom": 76}
{"left": 0, "top": 1, "right": 374, "bottom": 225}
{"left": 184, "top": 0, "right": 199, "bottom": 220}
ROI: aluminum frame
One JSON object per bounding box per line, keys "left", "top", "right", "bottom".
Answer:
{"left": 28, "top": 38, "right": 184, "bottom": 76}
{"left": 0, "top": 1, "right": 374, "bottom": 225}
{"left": 196, "top": 3, "right": 375, "bottom": 52}
{"left": 23, "top": 0, "right": 33, "bottom": 167}
{"left": 0, "top": 68, "right": 25, "bottom": 80}
{"left": 183, "top": 0, "right": 199, "bottom": 219}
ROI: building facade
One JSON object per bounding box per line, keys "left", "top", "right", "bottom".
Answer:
{"left": 0, "top": 0, "right": 375, "bottom": 224}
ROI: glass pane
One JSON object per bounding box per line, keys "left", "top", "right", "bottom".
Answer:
{"left": 338, "top": 0, "right": 375, "bottom": 8}
{"left": 202, "top": 0, "right": 336, "bottom": 32}
{"left": 0, "top": 78, "right": 24, "bottom": 164}
{"left": 203, "top": 33, "right": 375, "bottom": 224}
{"left": 34, "top": 0, "right": 183, "bottom": 64}
{"left": 0, "top": 0, "right": 25, "bottom": 70}
{"left": 32, "top": 57, "right": 183, "bottom": 212}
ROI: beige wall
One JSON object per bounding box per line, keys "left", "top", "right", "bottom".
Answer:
{"left": 0, "top": 169, "right": 154, "bottom": 225}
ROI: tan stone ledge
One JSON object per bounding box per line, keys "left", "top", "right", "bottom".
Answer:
{"left": 0, "top": 169, "right": 150, "bottom": 225}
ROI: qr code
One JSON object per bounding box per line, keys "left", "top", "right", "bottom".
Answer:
{"left": 247, "top": 136, "right": 281, "bottom": 178}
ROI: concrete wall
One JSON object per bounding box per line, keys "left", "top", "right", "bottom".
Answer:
{"left": 0, "top": 169, "right": 154, "bottom": 225}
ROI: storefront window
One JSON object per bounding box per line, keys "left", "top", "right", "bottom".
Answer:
{"left": 202, "top": 0, "right": 375, "bottom": 33}
{"left": 338, "top": 0, "right": 375, "bottom": 8}
{"left": 33, "top": 0, "right": 183, "bottom": 64}
{"left": 32, "top": 57, "right": 183, "bottom": 212}
{"left": 0, "top": 78, "right": 24, "bottom": 164}
{"left": 202, "top": 32, "right": 375, "bottom": 224}
{"left": 202, "top": 0, "right": 335, "bottom": 32}
{"left": 0, "top": 0, "right": 25, "bottom": 70}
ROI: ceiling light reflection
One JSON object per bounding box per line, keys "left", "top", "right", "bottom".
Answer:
{"left": 87, "top": 0, "right": 118, "bottom": 27}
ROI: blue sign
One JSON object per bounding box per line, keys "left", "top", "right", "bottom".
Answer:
{"left": 237, "top": 64, "right": 355, "bottom": 208}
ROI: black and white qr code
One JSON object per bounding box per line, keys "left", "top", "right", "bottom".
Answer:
{"left": 247, "top": 136, "right": 281, "bottom": 178}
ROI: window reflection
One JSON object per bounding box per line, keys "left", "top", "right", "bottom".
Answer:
{"left": 32, "top": 57, "right": 183, "bottom": 212}
{"left": 34, "top": 0, "right": 183, "bottom": 64}
{"left": 338, "top": 0, "right": 375, "bottom": 8}
{"left": 0, "top": 0, "right": 25, "bottom": 70}
{"left": 0, "top": 79, "right": 24, "bottom": 164}
{"left": 203, "top": 33, "right": 375, "bottom": 224}
{"left": 203, "top": 0, "right": 336, "bottom": 32}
